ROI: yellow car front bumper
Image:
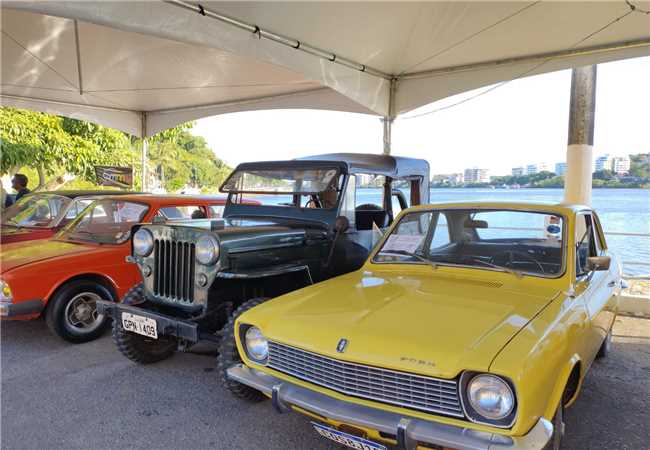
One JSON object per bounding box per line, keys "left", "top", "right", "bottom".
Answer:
{"left": 228, "top": 364, "right": 553, "bottom": 450}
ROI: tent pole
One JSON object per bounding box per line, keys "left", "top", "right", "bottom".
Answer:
{"left": 382, "top": 117, "right": 392, "bottom": 155}
{"left": 564, "top": 65, "right": 597, "bottom": 206}
{"left": 382, "top": 78, "right": 397, "bottom": 155}
{"left": 141, "top": 113, "right": 148, "bottom": 192}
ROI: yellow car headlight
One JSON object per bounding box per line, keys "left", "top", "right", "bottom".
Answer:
{"left": 461, "top": 372, "right": 517, "bottom": 427}
{"left": 243, "top": 325, "right": 268, "bottom": 363}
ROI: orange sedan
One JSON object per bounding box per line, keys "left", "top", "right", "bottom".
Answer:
{"left": 0, "top": 194, "right": 226, "bottom": 343}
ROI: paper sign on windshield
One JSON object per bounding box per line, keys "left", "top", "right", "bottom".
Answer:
{"left": 382, "top": 234, "right": 424, "bottom": 253}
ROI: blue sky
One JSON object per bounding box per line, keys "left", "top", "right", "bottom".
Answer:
{"left": 194, "top": 56, "right": 649, "bottom": 176}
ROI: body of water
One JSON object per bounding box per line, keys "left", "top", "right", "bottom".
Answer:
{"left": 357, "top": 188, "right": 649, "bottom": 276}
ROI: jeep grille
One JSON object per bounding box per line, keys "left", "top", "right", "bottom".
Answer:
{"left": 267, "top": 341, "right": 463, "bottom": 418}
{"left": 153, "top": 239, "right": 195, "bottom": 303}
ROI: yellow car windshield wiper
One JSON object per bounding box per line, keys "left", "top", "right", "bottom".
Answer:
{"left": 470, "top": 257, "right": 524, "bottom": 278}
{"left": 380, "top": 250, "right": 438, "bottom": 270}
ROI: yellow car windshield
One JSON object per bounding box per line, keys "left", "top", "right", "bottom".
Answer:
{"left": 375, "top": 208, "right": 565, "bottom": 277}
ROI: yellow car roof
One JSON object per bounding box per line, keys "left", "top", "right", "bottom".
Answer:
{"left": 405, "top": 201, "right": 591, "bottom": 215}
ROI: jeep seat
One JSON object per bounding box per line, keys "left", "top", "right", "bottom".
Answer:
{"left": 355, "top": 204, "right": 387, "bottom": 230}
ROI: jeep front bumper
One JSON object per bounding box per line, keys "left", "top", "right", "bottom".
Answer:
{"left": 96, "top": 300, "right": 200, "bottom": 343}
{"left": 227, "top": 364, "right": 553, "bottom": 450}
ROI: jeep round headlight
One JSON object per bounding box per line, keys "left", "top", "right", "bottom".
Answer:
{"left": 244, "top": 326, "right": 268, "bottom": 362}
{"left": 467, "top": 374, "right": 515, "bottom": 420}
{"left": 196, "top": 235, "right": 220, "bottom": 265}
{"left": 133, "top": 229, "right": 154, "bottom": 256}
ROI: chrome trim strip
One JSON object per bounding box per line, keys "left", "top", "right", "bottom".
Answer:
{"left": 227, "top": 364, "right": 553, "bottom": 450}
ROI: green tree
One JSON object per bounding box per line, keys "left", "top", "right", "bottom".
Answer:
{"left": 1, "top": 107, "right": 133, "bottom": 188}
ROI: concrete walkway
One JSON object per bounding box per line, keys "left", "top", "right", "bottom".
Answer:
{"left": 2, "top": 316, "right": 648, "bottom": 450}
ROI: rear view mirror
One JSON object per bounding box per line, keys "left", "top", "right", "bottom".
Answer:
{"left": 464, "top": 219, "right": 488, "bottom": 229}
{"left": 586, "top": 256, "right": 611, "bottom": 271}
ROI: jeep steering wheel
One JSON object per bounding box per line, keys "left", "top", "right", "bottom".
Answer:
{"left": 490, "top": 250, "right": 545, "bottom": 274}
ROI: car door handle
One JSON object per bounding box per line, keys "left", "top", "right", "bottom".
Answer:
{"left": 607, "top": 280, "right": 617, "bottom": 287}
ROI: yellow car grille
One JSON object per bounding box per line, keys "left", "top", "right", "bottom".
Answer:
{"left": 267, "top": 341, "right": 464, "bottom": 418}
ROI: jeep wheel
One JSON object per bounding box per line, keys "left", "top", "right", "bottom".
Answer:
{"left": 112, "top": 284, "right": 176, "bottom": 364}
{"left": 45, "top": 279, "right": 114, "bottom": 343}
{"left": 217, "top": 297, "right": 268, "bottom": 402}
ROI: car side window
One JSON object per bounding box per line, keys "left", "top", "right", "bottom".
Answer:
{"left": 209, "top": 205, "right": 225, "bottom": 218}
{"left": 575, "top": 213, "right": 599, "bottom": 277}
{"left": 157, "top": 206, "right": 206, "bottom": 221}
{"left": 591, "top": 212, "right": 607, "bottom": 251}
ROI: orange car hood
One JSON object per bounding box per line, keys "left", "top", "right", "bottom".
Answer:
{"left": 0, "top": 239, "right": 96, "bottom": 273}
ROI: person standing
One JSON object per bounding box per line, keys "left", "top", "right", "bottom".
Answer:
{"left": 11, "top": 174, "right": 30, "bottom": 203}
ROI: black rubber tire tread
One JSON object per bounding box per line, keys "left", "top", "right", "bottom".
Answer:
{"left": 45, "top": 279, "right": 114, "bottom": 344}
{"left": 112, "top": 284, "right": 176, "bottom": 364}
{"left": 596, "top": 328, "right": 612, "bottom": 359}
{"left": 543, "top": 388, "right": 566, "bottom": 450}
{"left": 217, "top": 297, "right": 269, "bottom": 402}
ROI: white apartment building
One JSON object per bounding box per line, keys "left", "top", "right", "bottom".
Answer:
{"left": 611, "top": 156, "right": 631, "bottom": 174}
{"left": 526, "top": 163, "right": 550, "bottom": 175}
{"left": 511, "top": 167, "right": 525, "bottom": 176}
{"left": 594, "top": 154, "right": 612, "bottom": 172}
{"left": 555, "top": 162, "right": 567, "bottom": 176}
{"left": 464, "top": 168, "right": 490, "bottom": 183}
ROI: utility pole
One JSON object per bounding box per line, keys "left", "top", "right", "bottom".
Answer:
{"left": 564, "top": 65, "right": 597, "bottom": 205}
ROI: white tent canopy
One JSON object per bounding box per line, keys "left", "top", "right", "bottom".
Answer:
{"left": 2, "top": 1, "right": 649, "bottom": 137}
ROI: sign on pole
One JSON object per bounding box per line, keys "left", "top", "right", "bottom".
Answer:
{"left": 95, "top": 166, "right": 133, "bottom": 189}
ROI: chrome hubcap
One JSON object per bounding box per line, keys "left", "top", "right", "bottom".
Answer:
{"left": 64, "top": 292, "right": 104, "bottom": 333}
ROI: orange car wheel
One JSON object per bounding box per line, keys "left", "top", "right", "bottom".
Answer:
{"left": 45, "top": 280, "right": 114, "bottom": 343}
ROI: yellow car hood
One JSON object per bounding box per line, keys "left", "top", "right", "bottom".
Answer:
{"left": 245, "top": 267, "right": 561, "bottom": 379}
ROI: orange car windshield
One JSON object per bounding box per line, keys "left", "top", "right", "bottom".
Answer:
{"left": 58, "top": 199, "right": 149, "bottom": 245}
{"left": 1, "top": 194, "right": 71, "bottom": 228}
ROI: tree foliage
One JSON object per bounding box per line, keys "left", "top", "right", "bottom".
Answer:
{"left": 1, "top": 107, "right": 231, "bottom": 192}
{"left": 147, "top": 130, "right": 231, "bottom": 192}
{"left": 1, "top": 107, "right": 132, "bottom": 184}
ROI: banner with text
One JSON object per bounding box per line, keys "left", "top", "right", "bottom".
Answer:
{"left": 95, "top": 166, "right": 133, "bottom": 188}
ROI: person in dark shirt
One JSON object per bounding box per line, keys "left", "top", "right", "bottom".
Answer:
{"left": 11, "top": 173, "right": 30, "bottom": 203}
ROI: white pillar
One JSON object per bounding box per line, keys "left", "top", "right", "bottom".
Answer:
{"left": 563, "top": 66, "right": 597, "bottom": 205}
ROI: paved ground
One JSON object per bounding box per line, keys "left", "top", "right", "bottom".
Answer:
{"left": 2, "top": 316, "right": 649, "bottom": 450}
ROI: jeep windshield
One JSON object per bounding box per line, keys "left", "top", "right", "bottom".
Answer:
{"left": 374, "top": 208, "right": 565, "bottom": 277}
{"left": 58, "top": 199, "right": 149, "bottom": 245}
{"left": 1, "top": 193, "right": 71, "bottom": 228}
{"left": 221, "top": 167, "right": 342, "bottom": 208}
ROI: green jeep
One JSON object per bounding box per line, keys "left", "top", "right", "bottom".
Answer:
{"left": 97, "top": 153, "right": 429, "bottom": 367}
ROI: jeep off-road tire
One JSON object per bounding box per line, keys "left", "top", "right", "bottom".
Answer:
{"left": 217, "top": 297, "right": 269, "bottom": 402}
{"left": 45, "top": 279, "right": 114, "bottom": 343}
{"left": 112, "top": 284, "right": 176, "bottom": 364}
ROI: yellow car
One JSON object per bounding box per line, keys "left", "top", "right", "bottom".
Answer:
{"left": 219, "top": 202, "right": 622, "bottom": 450}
